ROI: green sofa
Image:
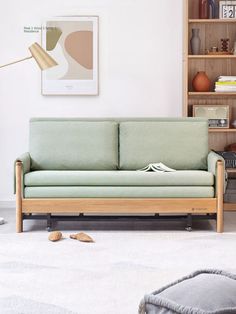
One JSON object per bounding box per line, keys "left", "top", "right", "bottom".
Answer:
{"left": 15, "top": 117, "right": 224, "bottom": 232}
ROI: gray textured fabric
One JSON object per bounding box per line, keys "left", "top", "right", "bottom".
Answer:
{"left": 119, "top": 120, "right": 209, "bottom": 170}
{"left": 29, "top": 120, "right": 119, "bottom": 170}
{"left": 24, "top": 170, "right": 214, "bottom": 187}
{"left": 139, "top": 269, "right": 236, "bottom": 314}
{"left": 24, "top": 186, "right": 214, "bottom": 198}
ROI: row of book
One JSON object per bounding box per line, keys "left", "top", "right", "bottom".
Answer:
{"left": 215, "top": 76, "right": 236, "bottom": 92}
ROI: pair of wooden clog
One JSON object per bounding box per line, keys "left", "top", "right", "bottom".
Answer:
{"left": 48, "top": 231, "right": 94, "bottom": 243}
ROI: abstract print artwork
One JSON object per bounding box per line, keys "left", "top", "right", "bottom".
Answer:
{"left": 41, "top": 16, "right": 98, "bottom": 95}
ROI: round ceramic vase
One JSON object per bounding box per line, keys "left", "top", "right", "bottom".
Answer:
{"left": 192, "top": 71, "right": 211, "bottom": 92}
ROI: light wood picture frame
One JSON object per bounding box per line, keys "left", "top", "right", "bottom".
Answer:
{"left": 41, "top": 16, "right": 99, "bottom": 95}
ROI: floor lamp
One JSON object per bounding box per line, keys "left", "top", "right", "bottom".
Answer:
{"left": 0, "top": 42, "right": 57, "bottom": 225}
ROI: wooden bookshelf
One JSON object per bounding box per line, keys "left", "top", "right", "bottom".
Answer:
{"left": 184, "top": 0, "right": 236, "bottom": 211}
{"left": 183, "top": 0, "right": 236, "bottom": 151}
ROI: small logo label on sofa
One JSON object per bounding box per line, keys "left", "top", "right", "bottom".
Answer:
{"left": 191, "top": 208, "right": 208, "bottom": 211}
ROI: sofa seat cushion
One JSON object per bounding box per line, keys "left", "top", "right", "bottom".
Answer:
{"left": 24, "top": 186, "right": 214, "bottom": 198}
{"left": 24, "top": 170, "right": 214, "bottom": 187}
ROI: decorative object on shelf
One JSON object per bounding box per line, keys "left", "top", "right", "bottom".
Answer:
{"left": 209, "top": 46, "right": 219, "bottom": 53}
{"left": 41, "top": 16, "right": 99, "bottom": 95}
{"left": 221, "top": 38, "right": 230, "bottom": 52}
{"left": 219, "top": 0, "right": 236, "bottom": 19}
{"left": 233, "top": 41, "right": 236, "bottom": 55}
{"left": 215, "top": 76, "right": 236, "bottom": 92}
{"left": 207, "top": 50, "right": 233, "bottom": 55}
{"left": 199, "top": 0, "right": 209, "bottom": 18}
{"left": 193, "top": 105, "right": 230, "bottom": 128}
{"left": 232, "top": 120, "right": 236, "bottom": 128}
{"left": 190, "top": 29, "right": 201, "bottom": 55}
{"left": 209, "top": 0, "right": 219, "bottom": 18}
{"left": 225, "top": 143, "right": 236, "bottom": 151}
{"left": 191, "top": 0, "right": 199, "bottom": 19}
{"left": 192, "top": 71, "right": 211, "bottom": 92}
{"left": 206, "top": 44, "right": 234, "bottom": 55}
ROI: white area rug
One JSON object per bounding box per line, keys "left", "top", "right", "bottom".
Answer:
{"left": 0, "top": 208, "right": 236, "bottom": 314}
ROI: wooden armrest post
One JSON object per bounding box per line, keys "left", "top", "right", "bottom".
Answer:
{"left": 16, "top": 161, "right": 23, "bottom": 233}
{"left": 216, "top": 160, "right": 224, "bottom": 233}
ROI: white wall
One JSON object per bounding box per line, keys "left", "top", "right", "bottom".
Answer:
{"left": 0, "top": 0, "right": 183, "bottom": 201}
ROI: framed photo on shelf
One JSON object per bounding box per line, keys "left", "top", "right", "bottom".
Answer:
{"left": 219, "top": 1, "right": 236, "bottom": 19}
{"left": 193, "top": 105, "right": 230, "bottom": 128}
{"left": 41, "top": 16, "right": 99, "bottom": 95}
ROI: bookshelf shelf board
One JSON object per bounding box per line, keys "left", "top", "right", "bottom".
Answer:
{"left": 189, "top": 19, "right": 236, "bottom": 23}
{"left": 226, "top": 168, "right": 236, "bottom": 173}
{"left": 224, "top": 203, "right": 236, "bottom": 211}
{"left": 188, "top": 92, "right": 236, "bottom": 96}
{"left": 188, "top": 55, "right": 236, "bottom": 59}
{"left": 208, "top": 128, "right": 236, "bottom": 133}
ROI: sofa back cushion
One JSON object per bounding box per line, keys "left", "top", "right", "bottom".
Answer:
{"left": 29, "top": 119, "right": 118, "bottom": 170}
{"left": 119, "top": 118, "right": 208, "bottom": 170}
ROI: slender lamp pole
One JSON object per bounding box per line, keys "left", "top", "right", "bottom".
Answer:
{"left": 0, "top": 42, "right": 57, "bottom": 225}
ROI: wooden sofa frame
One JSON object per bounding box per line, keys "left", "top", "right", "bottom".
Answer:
{"left": 15, "top": 160, "right": 224, "bottom": 233}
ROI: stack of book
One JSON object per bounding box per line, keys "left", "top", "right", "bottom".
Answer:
{"left": 215, "top": 76, "right": 236, "bottom": 92}
{"left": 224, "top": 179, "right": 236, "bottom": 204}
{"left": 215, "top": 151, "right": 236, "bottom": 168}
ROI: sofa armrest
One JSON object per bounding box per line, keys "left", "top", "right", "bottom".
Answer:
{"left": 14, "top": 152, "right": 31, "bottom": 194}
{"left": 208, "top": 151, "right": 224, "bottom": 175}
{"left": 207, "top": 151, "right": 226, "bottom": 193}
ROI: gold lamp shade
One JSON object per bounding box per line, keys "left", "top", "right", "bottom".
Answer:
{"left": 29, "top": 42, "right": 58, "bottom": 70}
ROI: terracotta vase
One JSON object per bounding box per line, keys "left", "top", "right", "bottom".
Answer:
{"left": 199, "top": 0, "right": 209, "bottom": 19}
{"left": 192, "top": 71, "right": 211, "bottom": 92}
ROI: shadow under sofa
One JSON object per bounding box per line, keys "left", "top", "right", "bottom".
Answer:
{"left": 14, "top": 117, "right": 224, "bottom": 233}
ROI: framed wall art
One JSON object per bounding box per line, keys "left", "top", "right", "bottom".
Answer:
{"left": 41, "top": 16, "right": 98, "bottom": 95}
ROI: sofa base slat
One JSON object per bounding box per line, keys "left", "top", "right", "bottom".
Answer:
{"left": 22, "top": 198, "right": 217, "bottom": 214}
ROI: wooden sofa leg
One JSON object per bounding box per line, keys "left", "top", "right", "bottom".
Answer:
{"left": 216, "top": 160, "right": 224, "bottom": 233}
{"left": 16, "top": 162, "right": 23, "bottom": 233}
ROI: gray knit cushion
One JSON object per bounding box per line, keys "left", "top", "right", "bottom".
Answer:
{"left": 139, "top": 270, "right": 236, "bottom": 314}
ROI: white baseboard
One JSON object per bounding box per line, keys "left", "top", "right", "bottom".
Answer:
{"left": 0, "top": 201, "right": 15, "bottom": 209}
